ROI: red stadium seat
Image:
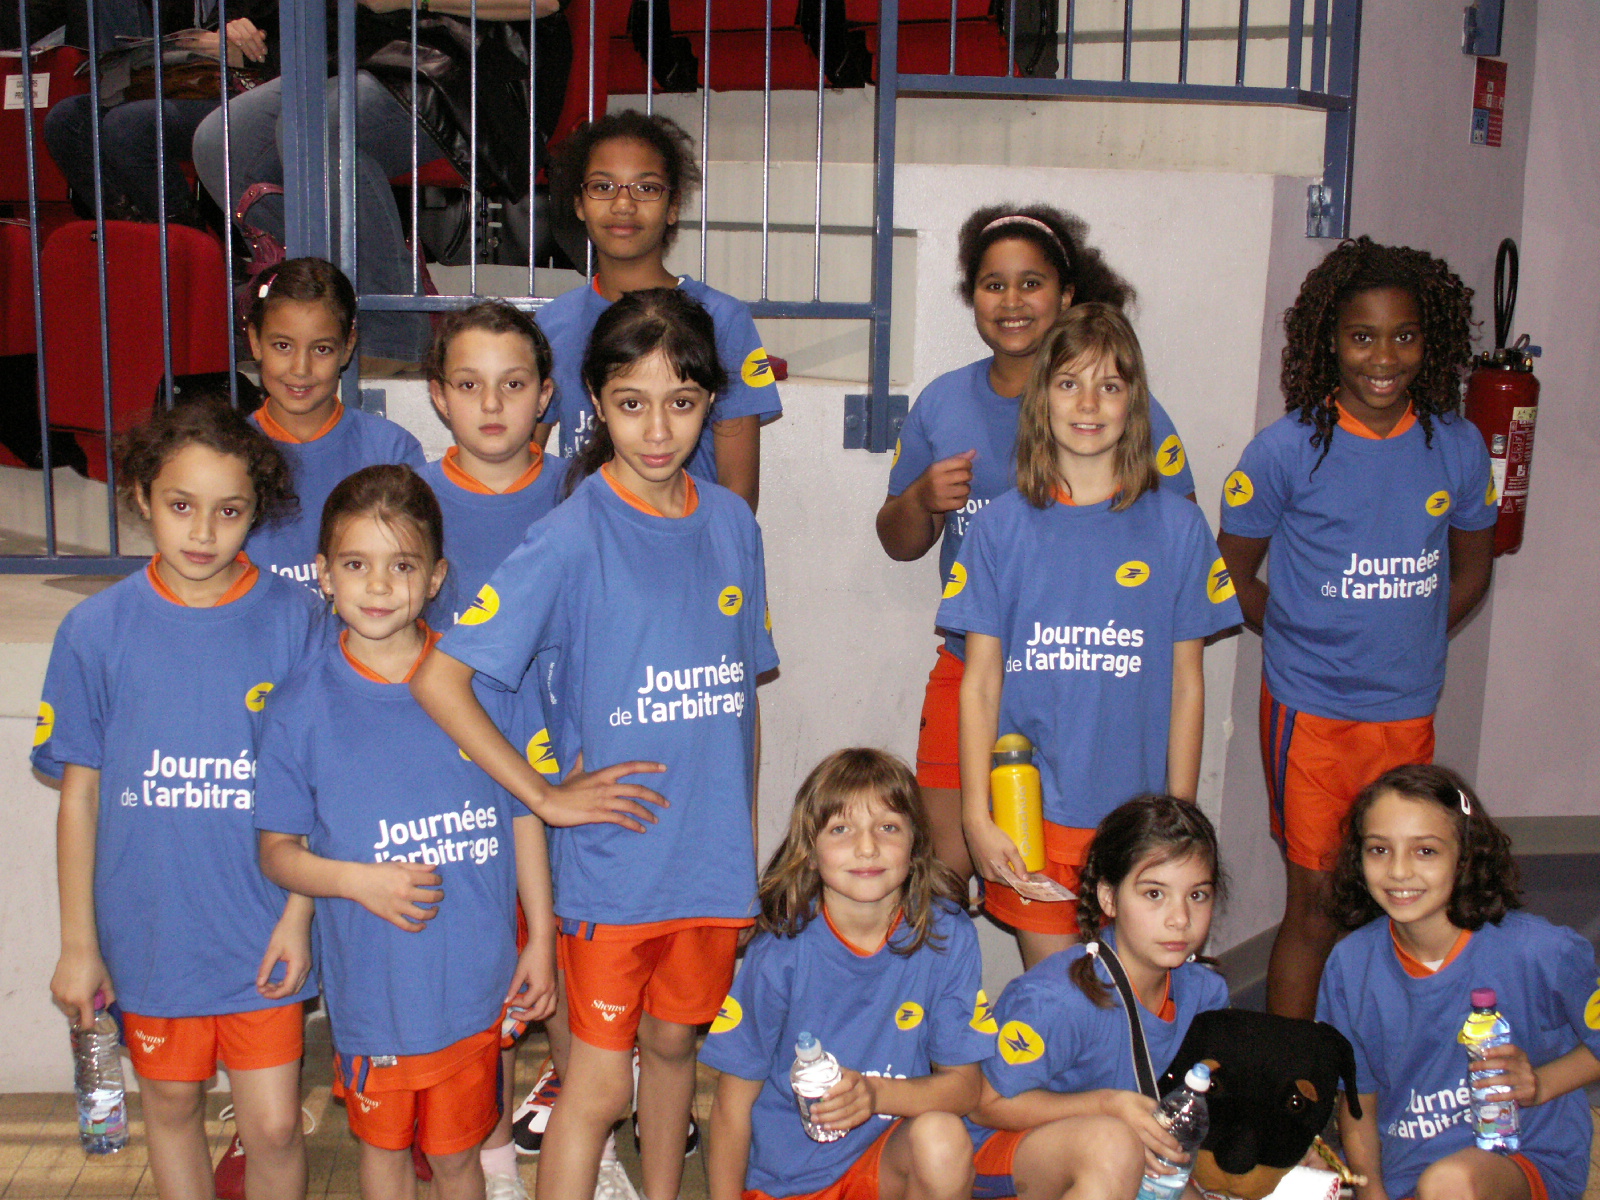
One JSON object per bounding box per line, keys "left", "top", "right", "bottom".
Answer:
{"left": 40, "top": 220, "right": 231, "bottom": 480}
{"left": 0, "top": 46, "right": 90, "bottom": 206}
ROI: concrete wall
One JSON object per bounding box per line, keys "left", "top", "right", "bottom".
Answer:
{"left": 1476, "top": 0, "right": 1600, "bottom": 814}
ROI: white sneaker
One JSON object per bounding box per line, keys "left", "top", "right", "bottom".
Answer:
{"left": 486, "top": 1172, "right": 530, "bottom": 1200}
{"left": 593, "top": 1158, "right": 641, "bottom": 1200}
{"left": 512, "top": 1057, "right": 561, "bottom": 1156}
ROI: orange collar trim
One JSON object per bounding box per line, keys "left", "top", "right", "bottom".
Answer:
{"left": 1051, "top": 485, "right": 1080, "bottom": 507}
{"left": 258, "top": 400, "right": 344, "bottom": 444}
{"left": 601, "top": 462, "right": 698, "bottom": 518}
{"left": 146, "top": 554, "right": 258, "bottom": 607}
{"left": 1336, "top": 399, "right": 1416, "bottom": 440}
{"left": 440, "top": 444, "right": 545, "bottom": 495}
{"left": 823, "top": 905, "right": 903, "bottom": 958}
{"left": 1142, "top": 970, "right": 1178, "bottom": 1022}
{"left": 339, "top": 622, "right": 442, "bottom": 684}
{"left": 1390, "top": 922, "right": 1472, "bottom": 978}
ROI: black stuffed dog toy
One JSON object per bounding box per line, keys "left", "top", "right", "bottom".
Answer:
{"left": 1155, "top": 1010, "right": 1363, "bottom": 1200}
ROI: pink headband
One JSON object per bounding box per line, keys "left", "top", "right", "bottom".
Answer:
{"left": 980, "top": 214, "right": 1071, "bottom": 267}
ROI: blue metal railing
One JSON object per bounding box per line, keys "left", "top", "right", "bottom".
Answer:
{"left": 1, "top": 0, "right": 1360, "bottom": 571}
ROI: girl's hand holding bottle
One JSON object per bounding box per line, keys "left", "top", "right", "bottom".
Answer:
{"left": 51, "top": 946, "right": 115, "bottom": 1030}
{"left": 964, "top": 813, "right": 1031, "bottom": 890}
{"left": 1099, "top": 1089, "right": 1185, "bottom": 1176}
{"left": 804, "top": 1068, "right": 877, "bottom": 1135}
{"left": 1478, "top": 1043, "right": 1539, "bottom": 1105}
{"left": 348, "top": 860, "right": 444, "bottom": 932}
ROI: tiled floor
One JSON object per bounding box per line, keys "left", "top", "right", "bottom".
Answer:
{"left": 3, "top": 1017, "right": 1597, "bottom": 1199}
{"left": 0, "top": 1017, "right": 719, "bottom": 1200}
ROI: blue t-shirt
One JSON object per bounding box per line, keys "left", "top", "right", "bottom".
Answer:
{"left": 247, "top": 406, "right": 427, "bottom": 588}
{"left": 1219, "top": 412, "right": 1495, "bottom": 721}
{"left": 418, "top": 450, "right": 567, "bottom": 628}
{"left": 536, "top": 277, "right": 783, "bottom": 481}
{"left": 699, "top": 901, "right": 995, "bottom": 1198}
{"left": 887, "top": 359, "right": 1197, "bottom": 658}
{"left": 969, "top": 940, "right": 1229, "bottom": 1151}
{"left": 253, "top": 636, "right": 534, "bottom": 1058}
{"left": 935, "top": 487, "right": 1242, "bottom": 829}
{"left": 31, "top": 567, "right": 324, "bottom": 1017}
{"left": 1317, "top": 912, "right": 1600, "bottom": 1200}
{"left": 438, "top": 471, "right": 779, "bottom": 926}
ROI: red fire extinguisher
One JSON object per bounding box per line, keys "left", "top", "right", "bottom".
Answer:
{"left": 1464, "top": 239, "right": 1541, "bottom": 557}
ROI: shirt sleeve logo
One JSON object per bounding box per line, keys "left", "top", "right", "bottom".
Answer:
{"left": 892, "top": 438, "right": 902, "bottom": 467}
{"left": 1116, "top": 560, "right": 1150, "bottom": 588}
{"left": 245, "top": 682, "right": 275, "bottom": 713}
{"left": 1207, "top": 558, "right": 1237, "bottom": 604}
{"left": 459, "top": 584, "right": 500, "bottom": 626}
{"left": 1157, "top": 434, "right": 1188, "bottom": 477}
{"left": 1485, "top": 478, "right": 1499, "bottom": 507}
{"left": 764, "top": 606, "right": 773, "bottom": 633}
{"left": 710, "top": 995, "right": 743, "bottom": 1034}
{"left": 942, "top": 561, "right": 967, "bottom": 599}
{"left": 998, "top": 1019, "right": 1044, "bottom": 1065}
{"left": 526, "top": 728, "right": 561, "bottom": 777}
{"left": 718, "top": 585, "right": 744, "bottom": 616}
{"left": 1224, "top": 470, "right": 1254, "bottom": 507}
{"left": 1585, "top": 981, "right": 1600, "bottom": 1031}
{"left": 33, "top": 701, "right": 54, "bottom": 747}
{"left": 894, "top": 1002, "right": 925, "bottom": 1031}
{"left": 1425, "top": 490, "right": 1452, "bottom": 517}
{"left": 970, "top": 990, "right": 998, "bottom": 1034}
{"left": 741, "top": 348, "right": 776, "bottom": 387}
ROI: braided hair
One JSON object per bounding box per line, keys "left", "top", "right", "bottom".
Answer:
{"left": 1280, "top": 236, "right": 1474, "bottom": 471}
{"left": 1068, "top": 796, "right": 1227, "bottom": 1008}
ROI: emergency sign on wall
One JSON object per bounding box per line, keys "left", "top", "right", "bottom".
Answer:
{"left": 1471, "top": 58, "right": 1507, "bottom": 147}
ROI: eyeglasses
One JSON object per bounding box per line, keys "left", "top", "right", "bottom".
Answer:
{"left": 581, "top": 179, "right": 671, "bottom": 203}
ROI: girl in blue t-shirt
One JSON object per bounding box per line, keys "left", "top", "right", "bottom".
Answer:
{"left": 876, "top": 203, "right": 1196, "bottom": 889}
{"left": 244, "top": 257, "right": 426, "bottom": 586}
{"left": 39, "top": 399, "right": 320, "bottom": 1200}
{"left": 413, "top": 287, "right": 777, "bottom": 1200}
{"left": 936, "top": 304, "right": 1241, "bottom": 967}
{"left": 1318, "top": 765, "right": 1600, "bottom": 1200}
{"left": 967, "top": 796, "right": 1230, "bottom": 1200}
{"left": 256, "top": 465, "right": 557, "bottom": 1200}
{"left": 702, "top": 748, "right": 993, "bottom": 1200}
{"left": 533, "top": 109, "right": 782, "bottom": 510}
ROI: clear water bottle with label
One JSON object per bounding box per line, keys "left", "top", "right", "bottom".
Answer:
{"left": 1135, "top": 1063, "right": 1211, "bottom": 1200}
{"left": 73, "top": 1000, "right": 128, "bottom": 1154}
{"left": 1458, "top": 987, "right": 1520, "bottom": 1152}
{"left": 790, "top": 1031, "right": 846, "bottom": 1143}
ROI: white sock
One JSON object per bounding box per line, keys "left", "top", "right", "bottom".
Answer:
{"left": 481, "top": 1141, "right": 518, "bottom": 1178}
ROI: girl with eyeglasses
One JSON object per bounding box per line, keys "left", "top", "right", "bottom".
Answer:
{"left": 534, "top": 110, "right": 782, "bottom": 512}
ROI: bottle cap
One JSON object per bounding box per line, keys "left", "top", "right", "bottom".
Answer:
{"left": 1184, "top": 1062, "right": 1211, "bottom": 1092}
{"left": 795, "top": 1031, "right": 822, "bottom": 1061}
{"left": 992, "top": 733, "right": 1034, "bottom": 767}
{"left": 1471, "top": 988, "right": 1498, "bottom": 1009}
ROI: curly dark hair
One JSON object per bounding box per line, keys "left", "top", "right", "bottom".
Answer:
{"left": 1328, "top": 764, "right": 1521, "bottom": 933}
{"left": 565, "top": 287, "right": 727, "bottom": 495}
{"left": 1280, "top": 236, "right": 1474, "bottom": 470}
{"left": 956, "top": 203, "right": 1135, "bottom": 309}
{"left": 424, "top": 299, "right": 553, "bottom": 385}
{"left": 551, "top": 109, "right": 702, "bottom": 252}
{"left": 116, "top": 398, "right": 297, "bottom": 531}
{"left": 246, "top": 256, "right": 359, "bottom": 341}
{"left": 1069, "top": 796, "right": 1227, "bottom": 1008}
{"left": 756, "top": 748, "right": 967, "bottom": 957}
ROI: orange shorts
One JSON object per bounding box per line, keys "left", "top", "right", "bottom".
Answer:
{"left": 744, "top": 1120, "right": 899, "bottom": 1200}
{"left": 122, "top": 1003, "right": 304, "bottom": 1082}
{"left": 335, "top": 1027, "right": 501, "bottom": 1156}
{"left": 915, "top": 646, "right": 963, "bottom": 790}
{"left": 1260, "top": 680, "right": 1435, "bottom": 871}
{"left": 982, "top": 822, "right": 1094, "bottom": 935}
{"left": 559, "top": 918, "right": 743, "bottom": 1050}
{"left": 971, "top": 1129, "right": 1027, "bottom": 1199}
{"left": 1398, "top": 1151, "right": 1546, "bottom": 1200}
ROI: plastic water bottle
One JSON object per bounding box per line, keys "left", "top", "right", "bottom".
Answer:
{"left": 990, "top": 735, "right": 1045, "bottom": 873}
{"left": 72, "top": 1002, "right": 128, "bottom": 1155}
{"left": 1458, "top": 988, "right": 1520, "bottom": 1151}
{"left": 1135, "top": 1063, "right": 1211, "bottom": 1200}
{"left": 790, "top": 1031, "right": 845, "bottom": 1143}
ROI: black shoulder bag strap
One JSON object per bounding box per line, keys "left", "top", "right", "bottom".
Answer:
{"left": 1089, "top": 938, "right": 1160, "bottom": 1101}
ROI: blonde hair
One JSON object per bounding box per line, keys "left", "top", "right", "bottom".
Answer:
{"left": 1014, "top": 302, "right": 1157, "bottom": 511}
{"left": 756, "top": 749, "right": 966, "bottom": 955}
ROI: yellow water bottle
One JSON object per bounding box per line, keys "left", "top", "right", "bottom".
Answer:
{"left": 990, "top": 734, "right": 1045, "bottom": 873}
